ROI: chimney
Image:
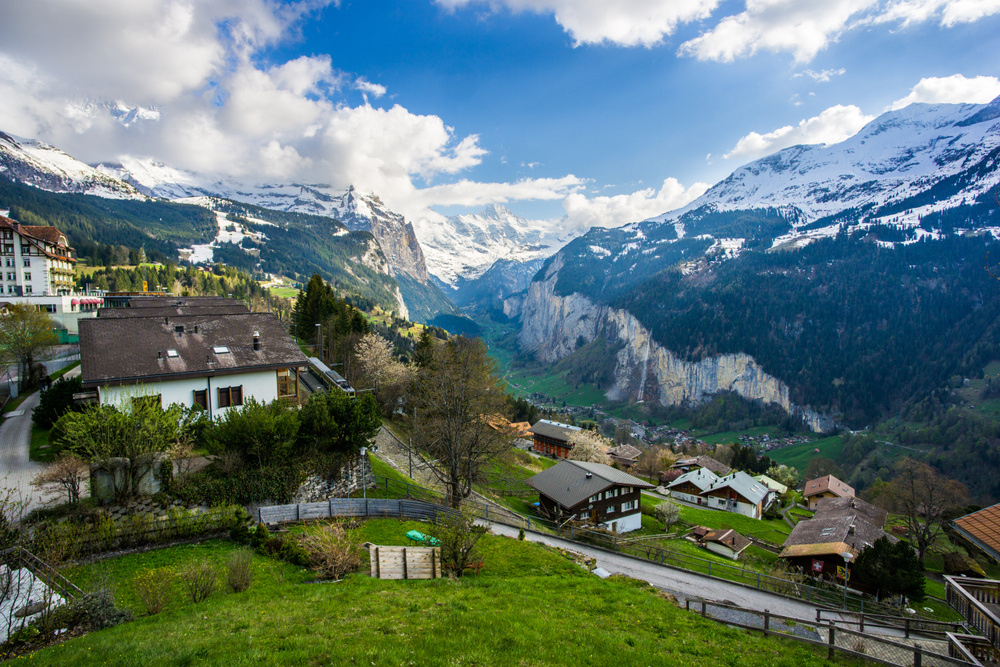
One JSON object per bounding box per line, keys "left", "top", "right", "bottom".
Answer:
{"left": 157, "top": 351, "right": 162, "bottom": 359}
{"left": 194, "top": 325, "right": 199, "bottom": 334}
{"left": 848, "top": 524, "right": 856, "bottom": 535}
{"left": 164, "top": 317, "right": 169, "bottom": 324}
{"left": 252, "top": 331, "right": 260, "bottom": 351}
{"left": 585, "top": 473, "right": 592, "bottom": 479}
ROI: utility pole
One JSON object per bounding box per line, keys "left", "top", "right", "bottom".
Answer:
{"left": 410, "top": 407, "right": 416, "bottom": 479}
{"left": 316, "top": 323, "right": 322, "bottom": 361}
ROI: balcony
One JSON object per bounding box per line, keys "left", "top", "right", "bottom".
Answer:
{"left": 946, "top": 576, "right": 1000, "bottom": 648}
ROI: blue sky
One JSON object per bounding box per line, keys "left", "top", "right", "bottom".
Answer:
{"left": 1, "top": 0, "right": 999, "bottom": 229}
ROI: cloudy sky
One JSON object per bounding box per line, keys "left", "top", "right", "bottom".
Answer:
{"left": 1, "top": 0, "right": 999, "bottom": 231}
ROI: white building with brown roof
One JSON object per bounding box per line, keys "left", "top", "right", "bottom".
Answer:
{"left": 0, "top": 214, "right": 76, "bottom": 296}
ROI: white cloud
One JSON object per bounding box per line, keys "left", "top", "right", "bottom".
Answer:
{"left": 888, "top": 74, "right": 1000, "bottom": 110}
{"left": 793, "top": 68, "right": 846, "bottom": 82}
{"left": 435, "top": 0, "right": 720, "bottom": 47}
{"left": 875, "top": 0, "right": 1000, "bottom": 26}
{"left": 561, "top": 178, "right": 710, "bottom": 230}
{"left": 355, "top": 77, "right": 387, "bottom": 98}
{"left": 724, "top": 104, "right": 875, "bottom": 160}
{"left": 679, "top": 0, "right": 879, "bottom": 63}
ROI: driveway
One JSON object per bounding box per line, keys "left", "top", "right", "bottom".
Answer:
{"left": 0, "top": 390, "right": 45, "bottom": 513}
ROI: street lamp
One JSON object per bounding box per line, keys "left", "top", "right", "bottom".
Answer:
{"left": 359, "top": 445, "right": 378, "bottom": 501}
{"left": 839, "top": 551, "right": 854, "bottom": 608}
{"left": 315, "top": 323, "right": 322, "bottom": 361}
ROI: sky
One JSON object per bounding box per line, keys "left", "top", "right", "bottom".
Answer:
{"left": 1, "top": 0, "right": 999, "bottom": 233}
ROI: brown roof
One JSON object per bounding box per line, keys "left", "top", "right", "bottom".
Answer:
{"left": 528, "top": 419, "right": 582, "bottom": 443}
{"left": 98, "top": 305, "right": 250, "bottom": 319}
{"left": 0, "top": 216, "right": 74, "bottom": 261}
{"left": 672, "top": 455, "right": 732, "bottom": 476}
{"left": 608, "top": 444, "right": 642, "bottom": 462}
{"left": 21, "top": 225, "right": 65, "bottom": 245}
{"left": 781, "top": 515, "right": 896, "bottom": 556}
{"left": 779, "top": 541, "right": 857, "bottom": 559}
{"left": 804, "top": 475, "right": 855, "bottom": 499}
{"left": 813, "top": 496, "right": 887, "bottom": 528}
{"left": 954, "top": 503, "right": 1000, "bottom": 562}
{"left": 703, "top": 528, "right": 751, "bottom": 554}
{"left": 80, "top": 312, "right": 307, "bottom": 388}
{"left": 124, "top": 297, "right": 242, "bottom": 308}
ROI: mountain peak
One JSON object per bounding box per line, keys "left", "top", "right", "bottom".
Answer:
{"left": 482, "top": 203, "right": 513, "bottom": 218}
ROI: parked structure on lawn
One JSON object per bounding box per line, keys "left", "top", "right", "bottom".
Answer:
{"left": 525, "top": 460, "right": 653, "bottom": 532}
{"left": 528, "top": 419, "right": 582, "bottom": 459}
{"left": 700, "top": 528, "right": 751, "bottom": 561}
{"left": 803, "top": 474, "right": 854, "bottom": 510}
{"left": 79, "top": 301, "right": 308, "bottom": 416}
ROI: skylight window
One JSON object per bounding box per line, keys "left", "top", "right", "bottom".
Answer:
{"left": 166, "top": 349, "right": 178, "bottom": 358}
{"left": 212, "top": 346, "right": 230, "bottom": 354}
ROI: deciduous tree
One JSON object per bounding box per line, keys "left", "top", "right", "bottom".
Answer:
{"left": 0, "top": 303, "right": 58, "bottom": 391}
{"left": 568, "top": 430, "right": 613, "bottom": 466}
{"left": 30, "top": 451, "right": 88, "bottom": 505}
{"left": 411, "top": 336, "right": 512, "bottom": 508}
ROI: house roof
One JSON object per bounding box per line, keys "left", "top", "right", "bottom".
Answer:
{"left": 528, "top": 419, "right": 582, "bottom": 443}
{"left": 779, "top": 541, "right": 857, "bottom": 559}
{"left": 753, "top": 474, "right": 788, "bottom": 495}
{"left": 704, "top": 471, "right": 770, "bottom": 506}
{"left": 526, "top": 459, "right": 653, "bottom": 509}
{"left": 98, "top": 304, "right": 250, "bottom": 318}
{"left": 608, "top": 444, "right": 642, "bottom": 462}
{"left": 667, "top": 467, "right": 719, "bottom": 493}
{"left": 79, "top": 312, "right": 308, "bottom": 388}
{"left": 781, "top": 515, "right": 896, "bottom": 557}
{"left": 124, "top": 296, "right": 242, "bottom": 308}
{"left": 0, "top": 216, "right": 74, "bottom": 260}
{"left": 703, "top": 528, "right": 751, "bottom": 555}
{"left": 804, "top": 475, "right": 854, "bottom": 499}
{"left": 953, "top": 503, "right": 1000, "bottom": 563}
{"left": 671, "top": 455, "right": 732, "bottom": 476}
{"left": 813, "top": 496, "right": 888, "bottom": 528}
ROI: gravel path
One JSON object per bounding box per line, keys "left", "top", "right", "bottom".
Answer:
{"left": 0, "top": 390, "right": 45, "bottom": 512}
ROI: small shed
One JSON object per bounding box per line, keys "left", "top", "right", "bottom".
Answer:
{"left": 701, "top": 529, "right": 751, "bottom": 561}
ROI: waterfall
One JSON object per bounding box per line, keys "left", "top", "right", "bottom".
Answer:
{"left": 636, "top": 338, "right": 651, "bottom": 402}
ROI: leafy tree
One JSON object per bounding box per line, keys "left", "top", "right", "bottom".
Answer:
{"left": 298, "top": 390, "right": 381, "bottom": 456}
{"left": 411, "top": 336, "right": 512, "bottom": 508}
{"left": 205, "top": 399, "right": 300, "bottom": 469}
{"left": 879, "top": 457, "right": 969, "bottom": 562}
{"left": 54, "top": 397, "right": 203, "bottom": 503}
{"left": 32, "top": 375, "right": 84, "bottom": 429}
{"left": 354, "top": 331, "right": 411, "bottom": 414}
{"left": 852, "top": 536, "right": 925, "bottom": 602}
{"left": 0, "top": 303, "right": 58, "bottom": 391}
{"left": 654, "top": 500, "right": 681, "bottom": 531}
{"left": 636, "top": 446, "right": 676, "bottom": 481}
{"left": 765, "top": 464, "right": 800, "bottom": 489}
{"left": 567, "top": 430, "right": 613, "bottom": 465}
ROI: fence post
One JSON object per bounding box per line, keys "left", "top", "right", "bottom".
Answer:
{"left": 757, "top": 573, "right": 760, "bottom": 589}
{"left": 708, "top": 563, "right": 711, "bottom": 577}
{"left": 913, "top": 647, "right": 922, "bottom": 667}
{"left": 905, "top": 618, "right": 910, "bottom": 639}
{"left": 685, "top": 599, "right": 690, "bottom": 611}
{"left": 486, "top": 505, "right": 489, "bottom": 522}
{"left": 859, "top": 613, "right": 864, "bottom": 633}
{"left": 763, "top": 610, "right": 770, "bottom": 633}
{"left": 827, "top": 622, "right": 835, "bottom": 660}
{"left": 296, "top": 504, "right": 300, "bottom": 522}
{"left": 614, "top": 537, "right": 618, "bottom": 551}
{"left": 816, "top": 609, "right": 821, "bottom": 623}
{"left": 328, "top": 499, "right": 332, "bottom": 518}
{"left": 701, "top": 601, "right": 707, "bottom": 617}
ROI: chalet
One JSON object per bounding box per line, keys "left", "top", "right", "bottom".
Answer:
{"left": 670, "top": 455, "right": 732, "bottom": 477}
{"left": 953, "top": 503, "right": 1000, "bottom": 564}
{"left": 812, "top": 496, "right": 887, "bottom": 527}
{"left": 528, "top": 419, "right": 582, "bottom": 459}
{"left": 753, "top": 473, "right": 788, "bottom": 496}
{"left": 701, "top": 471, "right": 772, "bottom": 519}
{"left": 607, "top": 444, "right": 642, "bottom": 470}
{"left": 779, "top": 514, "right": 896, "bottom": 586}
{"left": 525, "top": 460, "right": 653, "bottom": 533}
{"left": 79, "top": 310, "right": 308, "bottom": 416}
{"left": 666, "top": 467, "right": 719, "bottom": 506}
{"left": 701, "top": 529, "right": 751, "bottom": 561}
{"left": 803, "top": 474, "right": 855, "bottom": 510}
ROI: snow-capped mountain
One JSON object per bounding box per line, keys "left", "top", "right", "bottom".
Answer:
{"left": 415, "top": 204, "right": 580, "bottom": 287}
{"left": 648, "top": 96, "right": 1000, "bottom": 244}
{"left": 0, "top": 133, "right": 145, "bottom": 200}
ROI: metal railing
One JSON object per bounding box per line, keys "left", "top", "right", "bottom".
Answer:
{"left": 0, "top": 546, "right": 82, "bottom": 601}
{"left": 946, "top": 576, "right": 1000, "bottom": 648}
{"left": 816, "top": 609, "right": 968, "bottom": 639}
{"left": 687, "top": 599, "right": 977, "bottom": 667}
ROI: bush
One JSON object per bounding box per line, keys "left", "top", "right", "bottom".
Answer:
{"left": 49, "top": 588, "right": 134, "bottom": 632}
{"left": 179, "top": 560, "right": 218, "bottom": 603}
{"left": 277, "top": 538, "right": 311, "bottom": 567}
{"left": 435, "top": 510, "right": 488, "bottom": 577}
{"left": 298, "top": 523, "right": 361, "bottom": 579}
{"left": 32, "top": 375, "right": 83, "bottom": 429}
{"left": 227, "top": 547, "right": 253, "bottom": 593}
{"left": 175, "top": 466, "right": 304, "bottom": 506}
{"left": 133, "top": 568, "right": 173, "bottom": 616}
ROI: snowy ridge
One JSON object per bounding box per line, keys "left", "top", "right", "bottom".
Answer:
{"left": 415, "top": 204, "right": 580, "bottom": 286}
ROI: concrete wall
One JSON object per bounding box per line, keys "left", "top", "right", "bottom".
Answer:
{"left": 705, "top": 541, "right": 739, "bottom": 561}
{"left": 600, "top": 511, "right": 642, "bottom": 533}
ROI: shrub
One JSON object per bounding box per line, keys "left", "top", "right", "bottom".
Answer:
{"left": 175, "top": 466, "right": 304, "bottom": 506}
{"left": 250, "top": 523, "right": 270, "bottom": 549}
{"left": 298, "top": 524, "right": 361, "bottom": 579}
{"left": 180, "top": 560, "right": 218, "bottom": 603}
{"left": 435, "top": 510, "right": 488, "bottom": 577}
{"left": 518, "top": 527, "right": 525, "bottom": 541}
{"left": 133, "top": 568, "right": 173, "bottom": 616}
{"left": 32, "top": 375, "right": 83, "bottom": 429}
{"left": 227, "top": 547, "right": 253, "bottom": 593}
{"left": 50, "top": 572, "right": 134, "bottom": 633}
{"left": 277, "top": 538, "right": 311, "bottom": 568}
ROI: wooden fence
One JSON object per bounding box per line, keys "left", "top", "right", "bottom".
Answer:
{"left": 370, "top": 545, "right": 440, "bottom": 580}
{"left": 257, "top": 498, "right": 455, "bottom": 525}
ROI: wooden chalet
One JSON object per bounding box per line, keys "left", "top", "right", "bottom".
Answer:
{"left": 701, "top": 471, "right": 772, "bottom": 519}
{"left": 525, "top": 460, "right": 653, "bottom": 533}
{"left": 528, "top": 419, "right": 582, "bottom": 459}
{"left": 803, "top": 474, "right": 855, "bottom": 510}
{"left": 666, "top": 467, "right": 719, "bottom": 506}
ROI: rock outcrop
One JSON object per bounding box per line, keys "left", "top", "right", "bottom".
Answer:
{"left": 515, "top": 260, "right": 833, "bottom": 432}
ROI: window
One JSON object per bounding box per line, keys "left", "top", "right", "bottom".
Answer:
{"left": 218, "top": 385, "right": 243, "bottom": 408}
{"left": 6, "top": 273, "right": 13, "bottom": 281}
{"left": 41, "top": 305, "right": 55, "bottom": 313}
{"left": 4, "top": 259, "right": 11, "bottom": 267}
{"left": 24, "top": 286, "right": 31, "bottom": 294}
{"left": 605, "top": 505, "right": 614, "bottom": 514}
{"left": 588, "top": 494, "right": 599, "bottom": 503}
{"left": 192, "top": 389, "right": 208, "bottom": 410}
{"left": 5, "top": 286, "right": 11, "bottom": 294}
{"left": 212, "top": 345, "right": 230, "bottom": 354}
{"left": 166, "top": 349, "right": 178, "bottom": 358}
{"left": 23, "top": 273, "right": 30, "bottom": 281}
{"left": 22, "top": 259, "right": 29, "bottom": 268}
{"left": 277, "top": 368, "right": 297, "bottom": 398}
{"left": 620, "top": 500, "right": 636, "bottom": 512}
{"left": 1, "top": 230, "right": 10, "bottom": 240}
{"left": 20, "top": 246, "right": 29, "bottom": 255}
{"left": 3, "top": 245, "right": 12, "bottom": 254}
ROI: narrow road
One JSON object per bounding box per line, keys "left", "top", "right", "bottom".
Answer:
{"left": 0, "top": 390, "right": 45, "bottom": 512}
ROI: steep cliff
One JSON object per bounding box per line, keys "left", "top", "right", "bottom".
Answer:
{"left": 514, "top": 259, "right": 832, "bottom": 432}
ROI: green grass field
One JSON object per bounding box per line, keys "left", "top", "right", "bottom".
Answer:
{"left": 18, "top": 523, "right": 850, "bottom": 667}
{"left": 767, "top": 435, "right": 845, "bottom": 471}
{"left": 675, "top": 504, "right": 792, "bottom": 545}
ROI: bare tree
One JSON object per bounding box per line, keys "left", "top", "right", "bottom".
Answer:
{"left": 30, "top": 452, "right": 88, "bottom": 505}
{"left": 879, "top": 457, "right": 969, "bottom": 562}
{"left": 654, "top": 500, "right": 680, "bottom": 531}
{"left": 567, "top": 430, "right": 613, "bottom": 466}
{"left": 412, "top": 337, "right": 512, "bottom": 508}
{"left": 636, "top": 446, "right": 676, "bottom": 481}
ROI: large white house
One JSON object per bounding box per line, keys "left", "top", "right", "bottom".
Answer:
{"left": 80, "top": 307, "right": 308, "bottom": 416}
{"left": 0, "top": 214, "right": 76, "bottom": 296}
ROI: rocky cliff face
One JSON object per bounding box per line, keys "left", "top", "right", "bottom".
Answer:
{"left": 515, "top": 261, "right": 832, "bottom": 432}
{"left": 333, "top": 188, "right": 430, "bottom": 283}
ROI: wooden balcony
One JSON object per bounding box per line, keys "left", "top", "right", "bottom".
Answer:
{"left": 946, "top": 576, "right": 1000, "bottom": 648}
